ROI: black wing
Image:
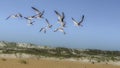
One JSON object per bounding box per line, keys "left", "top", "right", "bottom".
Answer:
{"left": 31, "top": 7, "right": 41, "bottom": 14}
{"left": 79, "top": 15, "right": 84, "bottom": 23}
{"left": 6, "top": 15, "right": 11, "bottom": 20}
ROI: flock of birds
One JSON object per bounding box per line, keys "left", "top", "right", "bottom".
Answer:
{"left": 6, "top": 7, "right": 84, "bottom": 34}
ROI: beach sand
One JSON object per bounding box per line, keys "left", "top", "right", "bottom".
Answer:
{"left": 0, "top": 58, "right": 120, "bottom": 68}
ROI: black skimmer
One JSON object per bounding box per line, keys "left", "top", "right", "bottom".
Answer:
{"left": 54, "top": 27, "right": 66, "bottom": 34}
{"left": 39, "top": 26, "right": 47, "bottom": 34}
{"left": 31, "top": 7, "right": 44, "bottom": 19}
{"left": 72, "top": 15, "right": 84, "bottom": 27}
{"left": 39, "top": 19, "right": 52, "bottom": 33}
{"left": 54, "top": 10, "right": 66, "bottom": 28}
{"left": 54, "top": 10, "right": 65, "bottom": 22}
{"left": 24, "top": 16, "right": 35, "bottom": 25}
{"left": 34, "top": 11, "right": 44, "bottom": 19}
{"left": 45, "top": 19, "right": 52, "bottom": 28}
{"left": 6, "top": 13, "right": 22, "bottom": 20}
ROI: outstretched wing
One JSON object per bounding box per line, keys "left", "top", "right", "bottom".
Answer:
{"left": 32, "top": 7, "right": 41, "bottom": 14}
{"left": 54, "top": 10, "right": 61, "bottom": 17}
{"left": 79, "top": 15, "right": 84, "bottom": 24}
{"left": 72, "top": 17, "right": 78, "bottom": 25}
{"left": 61, "top": 12, "right": 65, "bottom": 21}
{"left": 54, "top": 10, "right": 62, "bottom": 20}
{"left": 40, "top": 10, "right": 45, "bottom": 18}
{"left": 6, "top": 15, "right": 11, "bottom": 20}
{"left": 45, "top": 19, "right": 50, "bottom": 25}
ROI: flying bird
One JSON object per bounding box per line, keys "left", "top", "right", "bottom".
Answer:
{"left": 31, "top": 7, "right": 44, "bottom": 19}
{"left": 39, "top": 27, "right": 47, "bottom": 34}
{"left": 72, "top": 15, "right": 84, "bottom": 27}
{"left": 39, "top": 19, "right": 52, "bottom": 33}
{"left": 24, "top": 16, "right": 35, "bottom": 25}
{"left": 54, "top": 10, "right": 66, "bottom": 28}
{"left": 34, "top": 11, "right": 44, "bottom": 19}
{"left": 45, "top": 19, "right": 52, "bottom": 28}
{"left": 54, "top": 10, "right": 65, "bottom": 22}
{"left": 6, "top": 13, "right": 22, "bottom": 20}
{"left": 54, "top": 27, "right": 66, "bottom": 34}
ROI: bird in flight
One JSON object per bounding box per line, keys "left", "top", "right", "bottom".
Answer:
{"left": 54, "top": 27, "right": 66, "bottom": 34}
{"left": 39, "top": 19, "right": 52, "bottom": 34}
{"left": 54, "top": 10, "right": 66, "bottom": 28}
{"left": 45, "top": 19, "right": 52, "bottom": 29}
{"left": 6, "top": 13, "right": 22, "bottom": 20}
{"left": 31, "top": 7, "right": 44, "bottom": 19}
{"left": 34, "top": 11, "right": 44, "bottom": 19}
{"left": 72, "top": 15, "right": 84, "bottom": 27}
{"left": 24, "top": 16, "right": 35, "bottom": 25}
{"left": 54, "top": 10, "right": 65, "bottom": 22}
{"left": 39, "top": 26, "right": 47, "bottom": 34}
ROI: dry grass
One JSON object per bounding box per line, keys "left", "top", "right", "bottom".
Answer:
{"left": 0, "top": 58, "right": 119, "bottom": 68}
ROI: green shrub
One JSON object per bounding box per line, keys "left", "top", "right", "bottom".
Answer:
{"left": 19, "top": 60, "right": 28, "bottom": 64}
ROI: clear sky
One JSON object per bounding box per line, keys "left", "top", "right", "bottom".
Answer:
{"left": 0, "top": 0, "right": 120, "bottom": 50}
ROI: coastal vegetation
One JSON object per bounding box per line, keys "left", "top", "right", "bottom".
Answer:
{"left": 0, "top": 41, "right": 120, "bottom": 63}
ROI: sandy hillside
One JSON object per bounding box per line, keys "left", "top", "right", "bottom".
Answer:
{"left": 0, "top": 58, "right": 120, "bottom": 68}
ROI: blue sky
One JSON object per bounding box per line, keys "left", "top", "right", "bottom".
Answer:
{"left": 0, "top": 0, "right": 120, "bottom": 50}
